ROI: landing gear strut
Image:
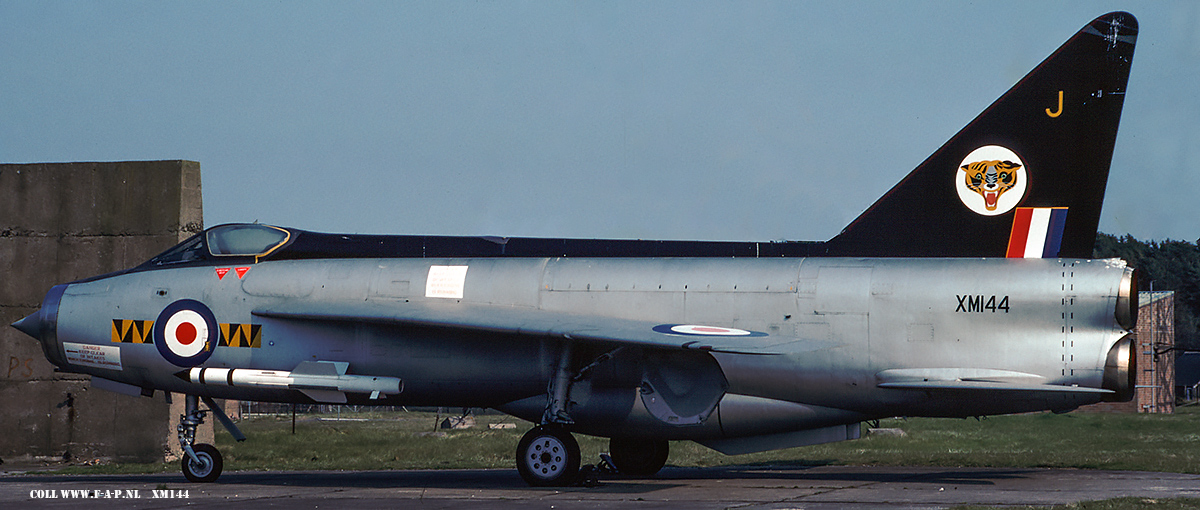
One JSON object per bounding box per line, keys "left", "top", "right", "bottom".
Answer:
{"left": 178, "top": 394, "right": 223, "bottom": 483}
{"left": 177, "top": 394, "right": 244, "bottom": 483}
{"left": 517, "top": 342, "right": 584, "bottom": 486}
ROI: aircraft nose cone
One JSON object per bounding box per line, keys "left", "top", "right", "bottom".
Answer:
{"left": 11, "top": 310, "right": 47, "bottom": 340}
{"left": 14, "top": 284, "right": 68, "bottom": 368}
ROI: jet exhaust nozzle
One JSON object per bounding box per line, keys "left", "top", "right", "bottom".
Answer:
{"left": 1115, "top": 267, "right": 1138, "bottom": 331}
{"left": 1101, "top": 334, "right": 1136, "bottom": 402}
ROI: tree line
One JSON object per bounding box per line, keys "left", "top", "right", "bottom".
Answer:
{"left": 1094, "top": 233, "right": 1200, "bottom": 351}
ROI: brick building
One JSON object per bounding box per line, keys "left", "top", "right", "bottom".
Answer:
{"left": 1135, "top": 291, "right": 1175, "bottom": 413}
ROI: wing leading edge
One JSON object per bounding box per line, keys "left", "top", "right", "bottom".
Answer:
{"left": 252, "top": 300, "right": 842, "bottom": 355}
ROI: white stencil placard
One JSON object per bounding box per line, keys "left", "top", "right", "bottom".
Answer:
{"left": 425, "top": 265, "right": 469, "bottom": 299}
{"left": 64, "top": 342, "right": 122, "bottom": 370}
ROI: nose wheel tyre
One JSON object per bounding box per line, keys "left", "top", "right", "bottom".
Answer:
{"left": 181, "top": 443, "right": 223, "bottom": 483}
{"left": 516, "top": 425, "right": 580, "bottom": 486}
{"left": 608, "top": 437, "right": 669, "bottom": 477}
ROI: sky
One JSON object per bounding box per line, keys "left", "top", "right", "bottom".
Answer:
{"left": 3, "top": 1, "right": 1198, "bottom": 242}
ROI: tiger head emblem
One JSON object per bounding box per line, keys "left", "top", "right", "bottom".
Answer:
{"left": 960, "top": 160, "right": 1022, "bottom": 212}
{"left": 955, "top": 145, "right": 1028, "bottom": 216}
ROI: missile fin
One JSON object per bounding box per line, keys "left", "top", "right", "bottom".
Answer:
{"left": 293, "top": 361, "right": 348, "bottom": 376}
{"left": 299, "top": 389, "right": 348, "bottom": 404}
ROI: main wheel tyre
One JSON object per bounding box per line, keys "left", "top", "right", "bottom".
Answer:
{"left": 608, "top": 437, "right": 669, "bottom": 477}
{"left": 181, "top": 443, "right": 223, "bottom": 483}
{"left": 516, "top": 425, "right": 581, "bottom": 486}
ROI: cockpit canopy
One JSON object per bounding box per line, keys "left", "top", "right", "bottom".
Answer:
{"left": 206, "top": 224, "right": 290, "bottom": 256}
{"left": 146, "top": 224, "right": 291, "bottom": 266}
{"left": 134, "top": 222, "right": 821, "bottom": 272}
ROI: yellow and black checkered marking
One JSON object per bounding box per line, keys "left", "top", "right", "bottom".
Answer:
{"left": 109, "top": 320, "right": 262, "bottom": 348}
{"left": 219, "top": 323, "right": 262, "bottom": 348}
{"left": 111, "top": 319, "right": 154, "bottom": 344}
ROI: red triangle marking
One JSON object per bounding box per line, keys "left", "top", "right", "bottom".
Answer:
{"left": 235, "top": 267, "right": 250, "bottom": 279}
{"left": 215, "top": 268, "right": 230, "bottom": 280}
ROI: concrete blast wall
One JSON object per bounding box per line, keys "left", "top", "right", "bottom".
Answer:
{"left": 0, "top": 161, "right": 203, "bottom": 463}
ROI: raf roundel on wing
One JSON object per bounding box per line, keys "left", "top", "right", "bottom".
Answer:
{"left": 653, "top": 324, "right": 768, "bottom": 337}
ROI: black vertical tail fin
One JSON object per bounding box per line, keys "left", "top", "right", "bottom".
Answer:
{"left": 825, "top": 12, "right": 1137, "bottom": 258}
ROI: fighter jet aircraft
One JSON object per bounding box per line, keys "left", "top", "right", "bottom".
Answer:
{"left": 14, "top": 12, "right": 1138, "bottom": 486}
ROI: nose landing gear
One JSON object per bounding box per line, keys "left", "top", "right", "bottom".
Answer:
{"left": 178, "top": 395, "right": 222, "bottom": 483}
{"left": 177, "top": 394, "right": 244, "bottom": 483}
{"left": 181, "top": 443, "right": 223, "bottom": 483}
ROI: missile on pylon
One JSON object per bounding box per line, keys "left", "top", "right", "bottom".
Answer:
{"left": 178, "top": 361, "right": 402, "bottom": 404}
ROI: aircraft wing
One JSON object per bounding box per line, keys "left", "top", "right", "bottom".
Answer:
{"left": 252, "top": 300, "right": 838, "bottom": 355}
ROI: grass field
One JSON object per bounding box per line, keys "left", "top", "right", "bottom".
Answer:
{"left": 221, "top": 407, "right": 1200, "bottom": 474}
{"left": 39, "top": 406, "right": 1200, "bottom": 509}
{"left": 50, "top": 405, "right": 1200, "bottom": 476}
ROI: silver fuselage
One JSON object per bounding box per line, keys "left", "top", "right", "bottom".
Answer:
{"left": 33, "top": 256, "right": 1133, "bottom": 449}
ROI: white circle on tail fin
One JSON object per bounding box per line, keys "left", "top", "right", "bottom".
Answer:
{"left": 956, "top": 145, "right": 1027, "bottom": 216}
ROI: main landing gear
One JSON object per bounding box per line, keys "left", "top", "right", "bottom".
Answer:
{"left": 517, "top": 342, "right": 584, "bottom": 486}
{"left": 516, "top": 424, "right": 581, "bottom": 486}
{"left": 515, "top": 427, "right": 672, "bottom": 486}
{"left": 515, "top": 343, "right": 670, "bottom": 486}
{"left": 177, "top": 394, "right": 244, "bottom": 483}
{"left": 607, "top": 437, "right": 669, "bottom": 477}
